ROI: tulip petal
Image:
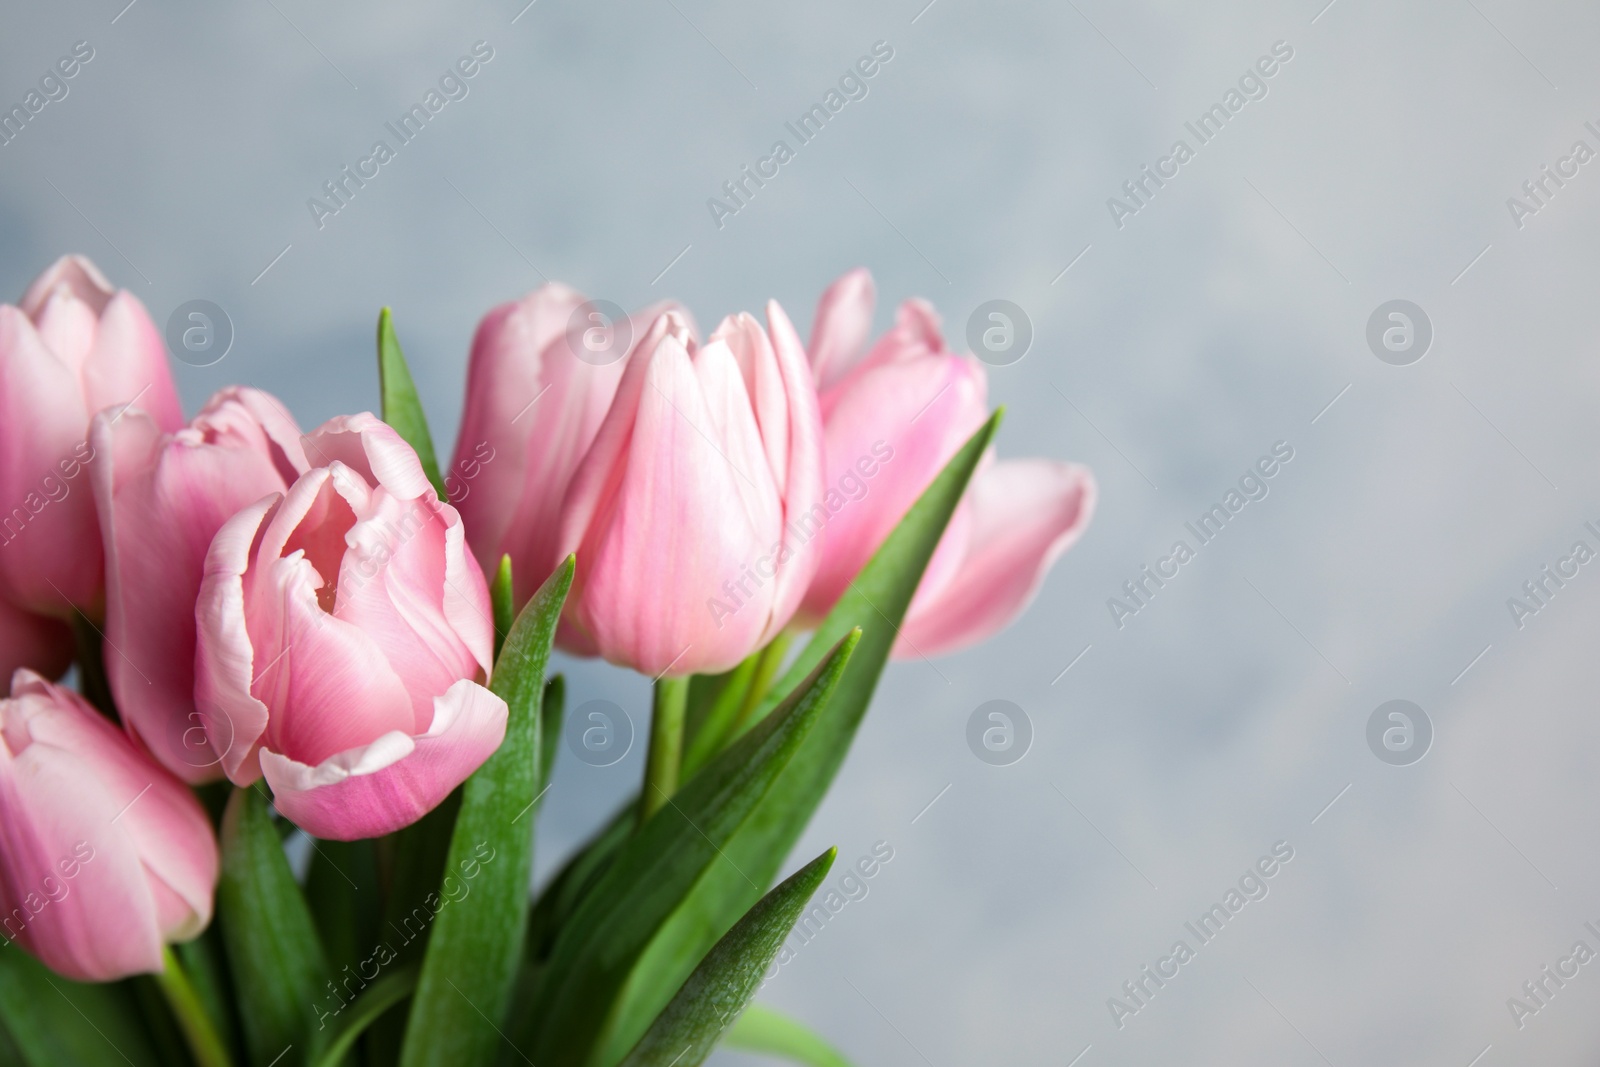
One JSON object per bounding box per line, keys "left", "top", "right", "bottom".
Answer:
{"left": 195, "top": 495, "right": 280, "bottom": 783}
{"left": 0, "top": 306, "right": 99, "bottom": 614}
{"left": 261, "top": 679, "right": 508, "bottom": 841}
{"left": 450, "top": 285, "right": 589, "bottom": 592}
{"left": 304, "top": 413, "right": 433, "bottom": 503}
{"left": 82, "top": 292, "right": 182, "bottom": 433}
{"left": 254, "top": 550, "right": 416, "bottom": 767}
{"left": 19, "top": 255, "right": 113, "bottom": 320}
{"left": 95, "top": 401, "right": 300, "bottom": 783}
{"left": 800, "top": 353, "right": 987, "bottom": 621}
{"left": 895, "top": 459, "right": 1096, "bottom": 658}
{"left": 806, "top": 267, "right": 875, "bottom": 390}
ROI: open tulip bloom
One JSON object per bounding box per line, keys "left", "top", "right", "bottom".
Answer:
{"left": 0, "top": 259, "right": 1093, "bottom": 1067}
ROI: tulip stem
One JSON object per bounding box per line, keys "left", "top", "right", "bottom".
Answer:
{"left": 639, "top": 675, "right": 691, "bottom": 825}
{"left": 729, "top": 630, "right": 794, "bottom": 738}
{"left": 156, "top": 944, "right": 235, "bottom": 1067}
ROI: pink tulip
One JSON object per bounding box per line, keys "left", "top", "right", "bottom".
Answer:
{"left": 556, "top": 303, "right": 825, "bottom": 677}
{"left": 93, "top": 388, "right": 309, "bottom": 783}
{"left": 798, "top": 271, "right": 1096, "bottom": 658}
{"left": 0, "top": 255, "right": 181, "bottom": 617}
{"left": 194, "top": 414, "right": 505, "bottom": 840}
{"left": 450, "top": 285, "right": 683, "bottom": 604}
{"left": 0, "top": 599, "right": 73, "bottom": 692}
{"left": 0, "top": 670, "right": 217, "bottom": 982}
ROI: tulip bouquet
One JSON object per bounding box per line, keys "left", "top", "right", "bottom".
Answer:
{"left": 0, "top": 258, "right": 1094, "bottom": 1067}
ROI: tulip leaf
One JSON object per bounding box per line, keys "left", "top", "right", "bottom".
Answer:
{"left": 305, "top": 839, "right": 381, "bottom": 995}
{"left": 598, "top": 411, "right": 1002, "bottom": 1064}
{"left": 218, "top": 785, "right": 330, "bottom": 1067}
{"left": 616, "top": 848, "right": 836, "bottom": 1067}
{"left": 514, "top": 630, "right": 861, "bottom": 1067}
{"left": 0, "top": 950, "right": 164, "bottom": 1066}
{"left": 722, "top": 1004, "right": 855, "bottom": 1067}
{"left": 377, "top": 307, "right": 447, "bottom": 499}
{"left": 398, "top": 556, "right": 574, "bottom": 1067}
{"left": 309, "top": 963, "right": 418, "bottom": 1067}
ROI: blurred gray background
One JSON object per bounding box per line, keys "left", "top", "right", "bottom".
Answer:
{"left": 5, "top": 0, "right": 1600, "bottom": 1062}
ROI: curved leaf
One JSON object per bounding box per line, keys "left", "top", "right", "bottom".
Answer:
{"left": 515, "top": 630, "right": 862, "bottom": 1067}
{"left": 618, "top": 849, "right": 836, "bottom": 1067}
{"left": 399, "top": 557, "right": 573, "bottom": 1067}
{"left": 377, "top": 307, "right": 446, "bottom": 499}
{"left": 310, "top": 964, "right": 418, "bottom": 1067}
{"left": 218, "top": 785, "right": 329, "bottom": 1067}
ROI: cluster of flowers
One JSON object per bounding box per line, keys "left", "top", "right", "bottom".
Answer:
{"left": 0, "top": 257, "right": 1094, "bottom": 985}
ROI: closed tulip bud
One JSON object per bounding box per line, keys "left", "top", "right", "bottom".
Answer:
{"left": 194, "top": 414, "right": 506, "bottom": 840}
{"left": 0, "top": 670, "right": 217, "bottom": 982}
{"left": 450, "top": 284, "right": 685, "bottom": 604}
{"left": 0, "top": 256, "right": 182, "bottom": 617}
{"left": 799, "top": 271, "right": 1096, "bottom": 657}
{"left": 556, "top": 302, "right": 825, "bottom": 676}
{"left": 93, "top": 388, "right": 309, "bottom": 782}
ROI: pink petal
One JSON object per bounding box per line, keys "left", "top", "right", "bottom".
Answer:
{"left": 94, "top": 404, "right": 298, "bottom": 783}
{"left": 252, "top": 551, "right": 416, "bottom": 767}
{"left": 261, "top": 679, "right": 507, "bottom": 840}
{"left": 81, "top": 292, "right": 182, "bottom": 433}
{"left": 333, "top": 488, "right": 482, "bottom": 725}
{"left": 799, "top": 353, "right": 987, "bottom": 622}
{"left": 0, "top": 306, "right": 100, "bottom": 615}
{"left": 19, "top": 256, "right": 113, "bottom": 320}
{"left": 895, "top": 459, "right": 1096, "bottom": 658}
{"left": 568, "top": 335, "right": 768, "bottom": 675}
{"left": 450, "top": 285, "right": 590, "bottom": 595}
{"left": 194, "top": 496, "right": 280, "bottom": 783}
{"left": 806, "top": 268, "right": 875, "bottom": 390}
{"left": 758, "top": 299, "right": 826, "bottom": 639}
{"left": 303, "top": 413, "right": 432, "bottom": 502}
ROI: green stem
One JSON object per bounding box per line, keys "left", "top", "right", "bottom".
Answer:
{"left": 639, "top": 675, "right": 691, "bottom": 825}
{"left": 155, "top": 944, "right": 235, "bottom": 1067}
{"left": 69, "top": 611, "right": 116, "bottom": 720}
{"left": 729, "top": 630, "right": 794, "bottom": 738}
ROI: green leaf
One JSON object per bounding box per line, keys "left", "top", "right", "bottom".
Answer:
{"left": 399, "top": 557, "right": 574, "bottom": 1067}
{"left": 367, "top": 789, "right": 461, "bottom": 1064}
{"left": 305, "top": 839, "right": 381, "bottom": 990}
{"left": 218, "top": 786, "right": 330, "bottom": 1067}
{"left": 377, "top": 307, "right": 446, "bottom": 499}
{"left": 617, "top": 849, "right": 836, "bottom": 1067}
{"left": 310, "top": 964, "right": 419, "bottom": 1067}
{"left": 516, "top": 630, "right": 862, "bottom": 1067}
{"left": 599, "top": 412, "right": 1002, "bottom": 1064}
{"left": 0, "top": 950, "right": 164, "bottom": 1066}
{"left": 723, "top": 1005, "right": 855, "bottom": 1067}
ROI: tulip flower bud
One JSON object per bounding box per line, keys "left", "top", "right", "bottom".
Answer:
{"left": 93, "top": 388, "right": 309, "bottom": 782}
{"left": 450, "top": 284, "right": 686, "bottom": 604}
{"left": 799, "top": 271, "right": 1096, "bottom": 657}
{"left": 0, "top": 256, "right": 182, "bottom": 617}
{"left": 0, "top": 670, "right": 217, "bottom": 982}
{"left": 194, "top": 414, "right": 506, "bottom": 840}
{"left": 556, "top": 302, "right": 825, "bottom": 676}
